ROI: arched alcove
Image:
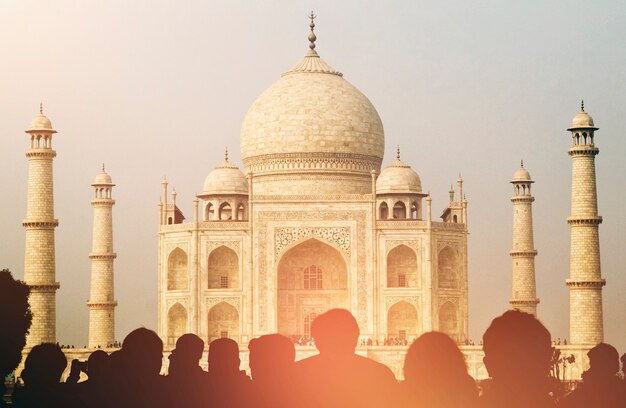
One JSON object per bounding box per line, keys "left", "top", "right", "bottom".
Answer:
{"left": 387, "top": 245, "right": 418, "bottom": 288}
{"left": 387, "top": 301, "right": 418, "bottom": 341}
{"left": 205, "top": 203, "right": 215, "bottom": 221}
{"left": 219, "top": 202, "right": 232, "bottom": 220}
{"left": 167, "top": 248, "right": 188, "bottom": 290}
{"left": 277, "top": 238, "right": 348, "bottom": 336}
{"left": 439, "top": 301, "right": 458, "bottom": 341}
{"left": 379, "top": 202, "right": 389, "bottom": 219}
{"left": 207, "top": 302, "right": 239, "bottom": 342}
{"left": 393, "top": 201, "right": 406, "bottom": 219}
{"left": 437, "top": 246, "right": 459, "bottom": 289}
{"left": 208, "top": 246, "right": 239, "bottom": 289}
{"left": 167, "top": 303, "right": 187, "bottom": 345}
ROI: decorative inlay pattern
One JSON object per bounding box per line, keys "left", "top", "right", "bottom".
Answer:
{"left": 385, "top": 296, "right": 419, "bottom": 310}
{"left": 206, "top": 296, "right": 241, "bottom": 311}
{"left": 275, "top": 227, "right": 350, "bottom": 259}
{"left": 385, "top": 240, "right": 420, "bottom": 256}
{"left": 207, "top": 241, "right": 241, "bottom": 255}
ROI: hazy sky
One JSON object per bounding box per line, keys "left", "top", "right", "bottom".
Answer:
{"left": 1, "top": 1, "right": 624, "bottom": 353}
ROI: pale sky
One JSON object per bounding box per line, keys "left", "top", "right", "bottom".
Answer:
{"left": 1, "top": 1, "right": 624, "bottom": 354}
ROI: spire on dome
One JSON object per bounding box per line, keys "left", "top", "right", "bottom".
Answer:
{"left": 225, "top": 147, "right": 229, "bottom": 163}
{"left": 102, "top": 163, "right": 106, "bottom": 172}
{"left": 396, "top": 145, "right": 400, "bottom": 160}
{"left": 39, "top": 102, "right": 43, "bottom": 115}
{"left": 308, "top": 11, "right": 317, "bottom": 51}
{"left": 521, "top": 159, "right": 524, "bottom": 168}
{"left": 581, "top": 99, "right": 585, "bottom": 112}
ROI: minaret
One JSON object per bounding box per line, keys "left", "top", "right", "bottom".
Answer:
{"left": 509, "top": 162, "right": 539, "bottom": 316}
{"left": 23, "top": 104, "right": 60, "bottom": 347}
{"left": 566, "top": 101, "right": 605, "bottom": 345}
{"left": 87, "top": 166, "right": 118, "bottom": 348}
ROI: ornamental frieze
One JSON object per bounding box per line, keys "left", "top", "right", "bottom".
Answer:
{"left": 385, "top": 296, "right": 420, "bottom": 310}
{"left": 206, "top": 241, "right": 241, "bottom": 255}
{"left": 385, "top": 240, "right": 420, "bottom": 256}
{"left": 206, "top": 296, "right": 241, "bottom": 311}
{"left": 164, "top": 242, "right": 190, "bottom": 257}
{"left": 275, "top": 227, "right": 350, "bottom": 260}
{"left": 165, "top": 297, "right": 189, "bottom": 309}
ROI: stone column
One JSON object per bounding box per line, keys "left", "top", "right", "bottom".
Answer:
{"left": 23, "top": 106, "right": 60, "bottom": 347}
{"left": 509, "top": 164, "right": 539, "bottom": 316}
{"left": 88, "top": 168, "right": 117, "bottom": 348}
{"left": 566, "top": 105, "right": 605, "bottom": 345}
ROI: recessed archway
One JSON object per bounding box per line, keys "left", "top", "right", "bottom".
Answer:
{"left": 207, "top": 302, "right": 239, "bottom": 343}
{"left": 167, "top": 303, "right": 187, "bottom": 346}
{"left": 277, "top": 238, "right": 348, "bottom": 337}
{"left": 437, "top": 246, "right": 459, "bottom": 289}
{"left": 167, "top": 248, "right": 188, "bottom": 290}
{"left": 387, "top": 301, "right": 418, "bottom": 341}
{"left": 387, "top": 245, "right": 418, "bottom": 288}
{"left": 439, "top": 301, "right": 458, "bottom": 342}
{"left": 208, "top": 246, "right": 239, "bottom": 289}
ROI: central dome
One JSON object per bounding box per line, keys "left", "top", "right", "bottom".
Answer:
{"left": 240, "top": 38, "right": 385, "bottom": 196}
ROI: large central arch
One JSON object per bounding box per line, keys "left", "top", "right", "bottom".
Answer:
{"left": 277, "top": 238, "right": 348, "bottom": 337}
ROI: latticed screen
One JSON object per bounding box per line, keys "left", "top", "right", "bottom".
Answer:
{"left": 304, "top": 312, "right": 317, "bottom": 337}
{"left": 220, "top": 276, "right": 228, "bottom": 288}
{"left": 303, "top": 265, "right": 323, "bottom": 289}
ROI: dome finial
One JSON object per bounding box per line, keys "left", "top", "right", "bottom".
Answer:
{"left": 224, "top": 146, "right": 229, "bottom": 162}
{"left": 581, "top": 99, "right": 585, "bottom": 112}
{"left": 102, "top": 163, "right": 105, "bottom": 172}
{"left": 396, "top": 145, "right": 400, "bottom": 160}
{"left": 39, "top": 102, "right": 43, "bottom": 115}
{"left": 308, "top": 11, "right": 317, "bottom": 51}
{"left": 521, "top": 159, "right": 524, "bottom": 168}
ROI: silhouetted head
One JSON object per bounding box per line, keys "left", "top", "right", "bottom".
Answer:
{"left": 587, "top": 343, "right": 619, "bottom": 377}
{"left": 208, "top": 338, "right": 240, "bottom": 375}
{"left": 482, "top": 310, "right": 551, "bottom": 383}
{"left": 311, "top": 309, "right": 359, "bottom": 356}
{"left": 122, "top": 328, "right": 163, "bottom": 376}
{"left": 21, "top": 343, "right": 67, "bottom": 387}
{"left": 404, "top": 332, "right": 468, "bottom": 384}
{"left": 86, "top": 349, "right": 109, "bottom": 381}
{"left": 248, "top": 334, "right": 295, "bottom": 382}
{"left": 169, "top": 333, "right": 204, "bottom": 376}
{"left": 621, "top": 353, "right": 626, "bottom": 376}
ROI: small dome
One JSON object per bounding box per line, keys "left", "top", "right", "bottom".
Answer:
{"left": 26, "top": 109, "right": 56, "bottom": 133}
{"left": 376, "top": 158, "right": 422, "bottom": 194}
{"left": 202, "top": 160, "right": 248, "bottom": 196}
{"left": 92, "top": 169, "right": 114, "bottom": 186}
{"left": 512, "top": 167, "right": 531, "bottom": 182}
{"left": 570, "top": 111, "right": 595, "bottom": 128}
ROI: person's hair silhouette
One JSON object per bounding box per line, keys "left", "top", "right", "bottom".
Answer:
{"left": 294, "top": 309, "right": 397, "bottom": 408}
{"left": 480, "top": 310, "right": 554, "bottom": 407}
{"left": 166, "top": 333, "right": 207, "bottom": 408}
{"left": 12, "top": 343, "right": 69, "bottom": 408}
{"left": 401, "top": 331, "right": 478, "bottom": 407}
{"left": 169, "top": 333, "right": 204, "bottom": 377}
{"left": 561, "top": 343, "right": 625, "bottom": 408}
{"left": 248, "top": 334, "right": 295, "bottom": 407}
{"left": 206, "top": 337, "right": 250, "bottom": 407}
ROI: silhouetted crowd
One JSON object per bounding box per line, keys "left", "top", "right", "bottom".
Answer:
{"left": 3, "top": 309, "right": 626, "bottom": 408}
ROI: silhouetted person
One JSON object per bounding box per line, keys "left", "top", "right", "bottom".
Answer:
{"left": 206, "top": 337, "right": 250, "bottom": 407}
{"left": 12, "top": 343, "right": 70, "bottom": 408}
{"left": 166, "top": 334, "right": 207, "bottom": 408}
{"left": 113, "top": 327, "right": 167, "bottom": 408}
{"left": 479, "top": 310, "right": 555, "bottom": 407}
{"left": 0, "top": 269, "right": 32, "bottom": 407}
{"left": 400, "top": 331, "right": 478, "bottom": 407}
{"left": 561, "top": 343, "right": 625, "bottom": 407}
{"left": 248, "top": 334, "right": 296, "bottom": 407}
{"left": 294, "top": 309, "right": 398, "bottom": 408}
{"left": 66, "top": 350, "right": 111, "bottom": 408}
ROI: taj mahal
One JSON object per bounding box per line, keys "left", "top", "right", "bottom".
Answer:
{"left": 18, "top": 15, "right": 607, "bottom": 380}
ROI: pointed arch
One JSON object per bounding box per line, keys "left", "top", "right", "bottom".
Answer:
{"left": 208, "top": 246, "right": 239, "bottom": 289}
{"left": 393, "top": 201, "right": 406, "bottom": 219}
{"left": 387, "top": 245, "right": 418, "bottom": 288}
{"left": 205, "top": 203, "right": 215, "bottom": 221}
{"left": 277, "top": 238, "right": 348, "bottom": 336}
{"left": 167, "top": 303, "right": 187, "bottom": 345}
{"left": 219, "top": 202, "right": 232, "bottom": 220}
{"left": 379, "top": 202, "right": 389, "bottom": 219}
{"left": 437, "top": 246, "right": 459, "bottom": 289}
{"left": 410, "top": 201, "right": 418, "bottom": 219}
{"left": 439, "top": 301, "right": 458, "bottom": 341}
{"left": 236, "top": 203, "right": 245, "bottom": 220}
{"left": 387, "top": 301, "right": 418, "bottom": 340}
{"left": 167, "top": 248, "right": 188, "bottom": 290}
{"left": 207, "top": 302, "right": 239, "bottom": 342}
